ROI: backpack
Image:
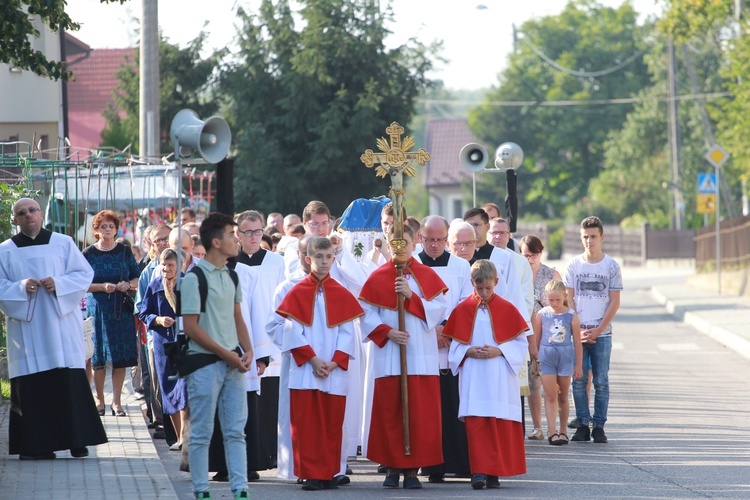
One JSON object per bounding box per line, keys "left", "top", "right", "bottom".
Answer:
{"left": 166, "top": 265, "right": 239, "bottom": 378}
{"left": 176, "top": 265, "right": 239, "bottom": 315}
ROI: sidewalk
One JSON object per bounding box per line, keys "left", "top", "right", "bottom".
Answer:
{"left": 650, "top": 271, "right": 750, "bottom": 360}
{"left": 0, "top": 379, "right": 178, "bottom": 499}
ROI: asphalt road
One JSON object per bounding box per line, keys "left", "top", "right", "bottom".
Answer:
{"left": 156, "top": 268, "right": 750, "bottom": 499}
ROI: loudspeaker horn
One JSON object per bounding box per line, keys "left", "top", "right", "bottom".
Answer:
{"left": 459, "top": 143, "right": 489, "bottom": 173}
{"left": 169, "top": 109, "right": 231, "bottom": 164}
{"left": 494, "top": 142, "right": 524, "bottom": 171}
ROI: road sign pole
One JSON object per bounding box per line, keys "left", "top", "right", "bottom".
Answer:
{"left": 716, "top": 164, "right": 721, "bottom": 295}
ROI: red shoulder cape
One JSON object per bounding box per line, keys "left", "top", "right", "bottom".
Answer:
{"left": 276, "top": 273, "right": 364, "bottom": 327}
{"left": 443, "top": 292, "right": 528, "bottom": 344}
{"left": 358, "top": 257, "right": 448, "bottom": 310}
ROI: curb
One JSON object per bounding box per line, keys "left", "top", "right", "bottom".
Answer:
{"left": 651, "top": 287, "right": 750, "bottom": 360}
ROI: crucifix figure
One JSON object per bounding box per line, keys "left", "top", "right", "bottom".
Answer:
{"left": 360, "top": 121, "right": 430, "bottom": 455}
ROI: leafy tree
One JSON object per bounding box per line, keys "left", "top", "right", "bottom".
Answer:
{"left": 1, "top": 0, "right": 127, "bottom": 80}
{"left": 468, "top": 0, "right": 652, "bottom": 221}
{"left": 100, "top": 33, "right": 223, "bottom": 155}
{"left": 221, "top": 0, "right": 438, "bottom": 216}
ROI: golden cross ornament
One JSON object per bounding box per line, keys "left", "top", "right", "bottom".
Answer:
{"left": 360, "top": 121, "right": 431, "bottom": 253}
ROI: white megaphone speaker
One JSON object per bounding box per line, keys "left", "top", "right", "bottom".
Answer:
{"left": 170, "top": 109, "right": 231, "bottom": 164}
{"left": 459, "top": 143, "right": 489, "bottom": 173}
{"left": 494, "top": 142, "right": 524, "bottom": 171}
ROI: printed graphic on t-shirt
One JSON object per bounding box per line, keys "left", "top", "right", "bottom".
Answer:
{"left": 548, "top": 318, "right": 566, "bottom": 344}
{"left": 576, "top": 272, "right": 610, "bottom": 299}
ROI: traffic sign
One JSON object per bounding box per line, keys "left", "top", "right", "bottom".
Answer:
{"left": 696, "top": 193, "right": 716, "bottom": 214}
{"left": 704, "top": 144, "right": 729, "bottom": 168}
{"left": 697, "top": 173, "right": 718, "bottom": 194}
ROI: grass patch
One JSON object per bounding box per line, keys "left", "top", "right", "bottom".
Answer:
{"left": 0, "top": 378, "right": 9, "bottom": 400}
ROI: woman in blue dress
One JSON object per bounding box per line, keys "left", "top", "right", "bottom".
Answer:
{"left": 82, "top": 210, "right": 140, "bottom": 417}
{"left": 139, "top": 248, "right": 188, "bottom": 449}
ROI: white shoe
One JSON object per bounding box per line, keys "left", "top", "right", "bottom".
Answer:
{"left": 526, "top": 428, "right": 544, "bottom": 440}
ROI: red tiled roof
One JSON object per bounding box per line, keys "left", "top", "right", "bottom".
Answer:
{"left": 422, "top": 118, "right": 484, "bottom": 188}
{"left": 66, "top": 40, "right": 136, "bottom": 151}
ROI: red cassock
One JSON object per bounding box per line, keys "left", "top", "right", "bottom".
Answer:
{"left": 359, "top": 258, "right": 448, "bottom": 469}
{"left": 277, "top": 273, "right": 364, "bottom": 480}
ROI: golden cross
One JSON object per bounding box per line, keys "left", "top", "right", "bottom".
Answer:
{"left": 360, "top": 121, "right": 430, "bottom": 246}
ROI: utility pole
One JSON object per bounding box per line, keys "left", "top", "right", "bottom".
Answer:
{"left": 139, "top": 0, "right": 160, "bottom": 158}
{"left": 667, "top": 38, "right": 684, "bottom": 230}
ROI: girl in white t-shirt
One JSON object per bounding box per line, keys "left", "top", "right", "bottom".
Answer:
{"left": 532, "top": 280, "right": 582, "bottom": 445}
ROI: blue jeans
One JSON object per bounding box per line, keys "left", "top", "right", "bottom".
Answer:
{"left": 573, "top": 335, "right": 611, "bottom": 428}
{"left": 187, "top": 360, "right": 248, "bottom": 494}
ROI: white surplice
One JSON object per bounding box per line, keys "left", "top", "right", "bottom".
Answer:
{"left": 0, "top": 232, "right": 94, "bottom": 378}
{"left": 448, "top": 310, "right": 528, "bottom": 422}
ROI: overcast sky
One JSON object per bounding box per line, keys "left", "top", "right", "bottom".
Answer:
{"left": 64, "top": 0, "right": 662, "bottom": 90}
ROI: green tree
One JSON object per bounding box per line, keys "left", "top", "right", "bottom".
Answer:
{"left": 221, "top": 0, "right": 437, "bottom": 216}
{"left": 100, "top": 33, "right": 223, "bottom": 154}
{"left": 468, "top": 0, "right": 652, "bottom": 220}
{"left": 1, "top": 0, "right": 127, "bottom": 80}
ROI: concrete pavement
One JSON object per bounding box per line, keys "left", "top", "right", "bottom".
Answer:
{"left": 1, "top": 264, "right": 750, "bottom": 499}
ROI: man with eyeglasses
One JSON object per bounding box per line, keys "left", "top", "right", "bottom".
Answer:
{"left": 415, "top": 216, "right": 474, "bottom": 484}
{"left": 463, "top": 209, "right": 527, "bottom": 325}
{"left": 208, "top": 210, "right": 284, "bottom": 481}
{"left": 0, "top": 198, "right": 105, "bottom": 460}
{"left": 135, "top": 223, "right": 173, "bottom": 441}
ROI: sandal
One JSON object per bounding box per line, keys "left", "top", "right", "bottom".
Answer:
{"left": 527, "top": 428, "right": 544, "bottom": 440}
{"left": 549, "top": 433, "right": 567, "bottom": 446}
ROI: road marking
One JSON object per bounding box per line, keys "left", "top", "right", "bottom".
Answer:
{"left": 657, "top": 343, "right": 700, "bottom": 351}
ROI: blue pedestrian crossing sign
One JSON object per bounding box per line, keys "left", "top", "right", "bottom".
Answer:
{"left": 697, "top": 173, "right": 717, "bottom": 194}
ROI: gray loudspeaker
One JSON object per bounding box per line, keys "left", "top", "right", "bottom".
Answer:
{"left": 494, "top": 142, "right": 524, "bottom": 171}
{"left": 459, "top": 143, "right": 489, "bottom": 173}
{"left": 169, "top": 109, "right": 231, "bottom": 164}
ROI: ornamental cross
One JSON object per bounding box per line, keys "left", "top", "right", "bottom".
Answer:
{"left": 359, "top": 121, "right": 431, "bottom": 456}
{"left": 360, "top": 121, "right": 431, "bottom": 234}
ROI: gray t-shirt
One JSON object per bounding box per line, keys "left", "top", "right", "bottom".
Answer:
{"left": 563, "top": 254, "right": 622, "bottom": 336}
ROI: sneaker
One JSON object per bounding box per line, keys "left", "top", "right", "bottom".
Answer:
{"left": 592, "top": 427, "right": 608, "bottom": 443}
{"left": 233, "top": 491, "right": 248, "bottom": 499}
{"left": 383, "top": 469, "right": 400, "bottom": 488}
{"left": 403, "top": 469, "right": 422, "bottom": 490}
{"left": 567, "top": 418, "right": 579, "bottom": 429}
{"left": 486, "top": 475, "right": 500, "bottom": 489}
{"left": 571, "top": 425, "right": 591, "bottom": 442}
{"left": 194, "top": 492, "right": 211, "bottom": 499}
{"left": 471, "top": 474, "right": 487, "bottom": 489}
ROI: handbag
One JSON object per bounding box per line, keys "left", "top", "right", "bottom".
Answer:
{"left": 115, "top": 245, "right": 136, "bottom": 318}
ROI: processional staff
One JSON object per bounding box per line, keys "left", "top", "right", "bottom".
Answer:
{"left": 360, "top": 122, "right": 431, "bottom": 455}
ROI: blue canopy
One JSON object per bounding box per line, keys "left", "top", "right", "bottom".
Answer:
{"left": 338, "top": 197, "right": 391, "bottom": 232}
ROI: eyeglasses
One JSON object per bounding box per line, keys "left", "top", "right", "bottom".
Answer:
{"left": 452, "top": 240, "right": 476, "bottom": 248}
{"left": 153, "top": 237, "right": 170, "bottom": 245}
{"left": 489, "top": 230, "right": 510, "bottom": 236}
{"left": 307, "top": 221, "right": 330, "bottom": 229}
{"left": 98, "top": 224, "right": 117, "bottom": 230}
{"left": 522, "top": 253, "right": 540, "bottom": 259}
{"left": 15, "top": 207, "right": 40, "bottom": 217}
{"left": 238, "top": 229, "right": 264, "bottom": 237}
{"left": 423, "top": 237, "right": 448, "bottom": 245}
